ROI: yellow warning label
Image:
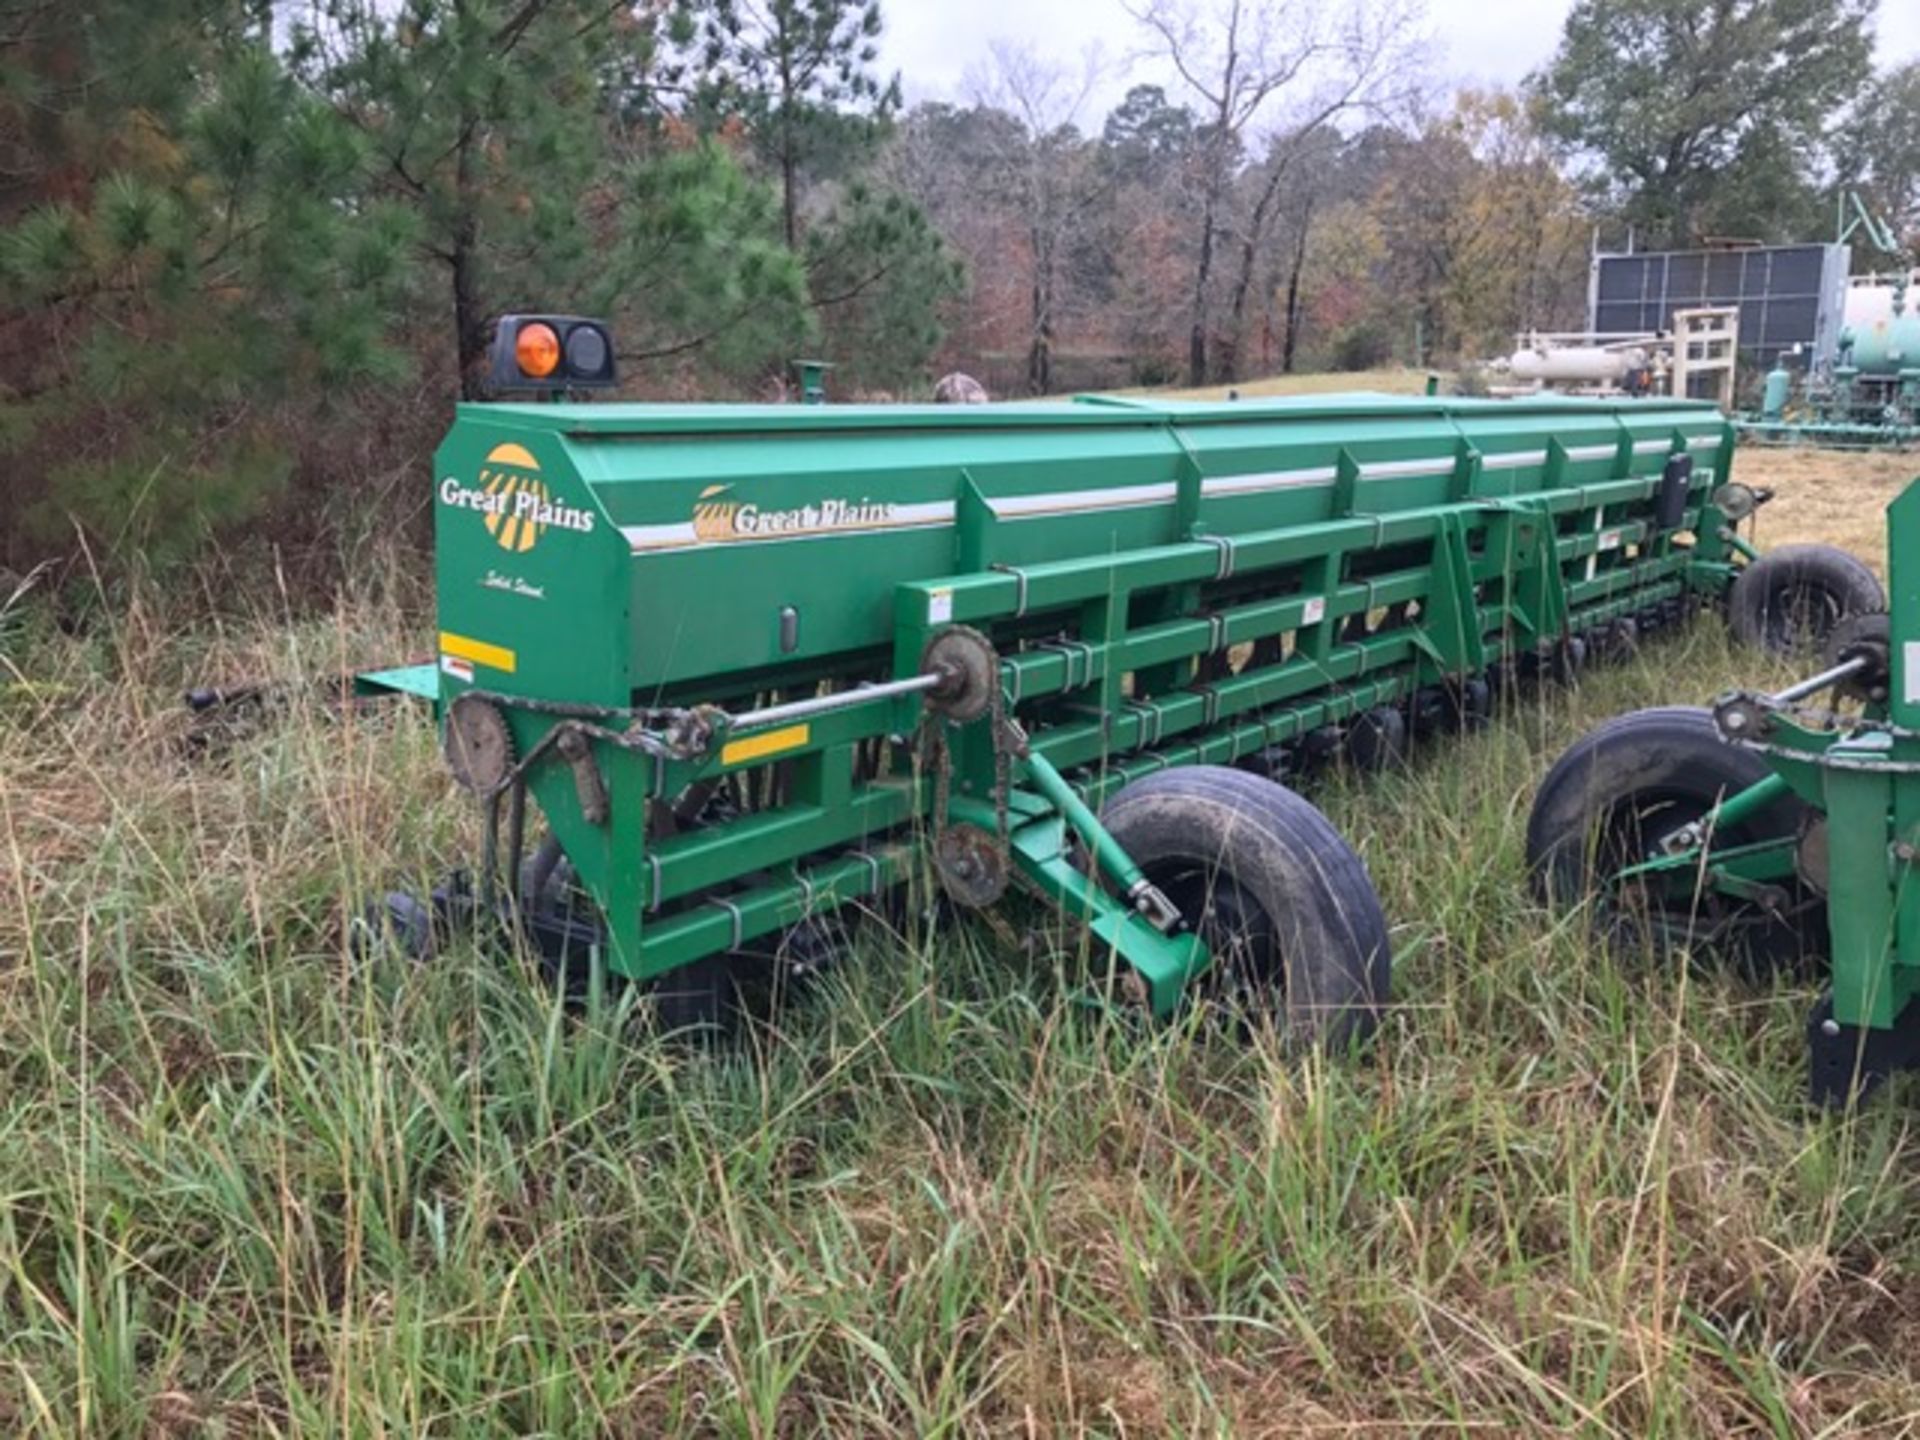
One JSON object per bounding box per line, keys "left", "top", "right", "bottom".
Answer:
{"left": 720, "top": 723, "right": 811, "bottom": 766}
{"left": 438, "top": 631, "right": 518, "bottom": 674}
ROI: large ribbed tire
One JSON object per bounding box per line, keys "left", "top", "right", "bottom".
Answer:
{"left": 1526, "top": 707, "right": 1823, "bottom": 973}
{"left": 1098, "top": 766, "right": 1390, "bottom": 1047}
{"left": 1728, "top": 544, "right": 1884, "bottom": 654}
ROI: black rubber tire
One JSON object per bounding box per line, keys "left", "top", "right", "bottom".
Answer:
{"left": 1098, "top": 765, "right": 1390, "bottom": 1047}
{"left": 1602, "top": 616, "right": 1639, "bottom": 663}
{"left": 1346, "top": 706, "right": 1408, "bottom": 772}
{"left": 352, "top": 892, "right": 437, "bottom": 962}
{"left": 1824, "top": 610, "right": 1892, "bottom": 705}
{"left": 1548, "top": 634, "right": 1588, "bottom": 686}
{"left": 1728, "top": 544, "right": 1885, "bottom": 654}
{"left": 1526, "top": 706, "right": 1823, "bottom": 971}
{"left": 517, "top": 835, "right": 789, "bottom": 1030}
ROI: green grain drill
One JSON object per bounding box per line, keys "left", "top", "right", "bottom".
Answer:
{"left": 356, "top": 315, "right": 1863, "bottom": 1053}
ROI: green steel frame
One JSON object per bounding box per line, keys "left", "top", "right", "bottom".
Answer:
{"left": 368, "top": 388, "right": 1742, "bottom": 1014}
{"left": 1618, "top": 477, "right": 1920, "bottom": 1101}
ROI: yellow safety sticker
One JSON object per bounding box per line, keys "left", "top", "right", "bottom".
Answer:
{"left": 439, "top": 630, "right": 517, "bottom": 674}
{"left": 721, "top": 723, "right": 811, "bottom": 766}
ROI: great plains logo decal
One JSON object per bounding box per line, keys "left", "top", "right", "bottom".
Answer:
{"left": 439, "top": 442, "right": 596, "bottom": 553}
{"left": 690, "top": 484, "right": 899, "bottom": 542}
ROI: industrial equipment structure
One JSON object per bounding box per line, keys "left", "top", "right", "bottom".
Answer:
{"left": 1488, "top": 329, "right": 1661, "bottom": 397}
{"left": 1663, "top": 192, "right": 1920, "bottom": 447}
{"left": 350, "top": 315, "right": 1878, "bottom": 1053}
{"left": 1743, "top": 269, "right": 1920, "bottom": 448}
{"left": 1491, "top": 307, "right": 1739, "bottom": 406}
{"left": 1590, "top": 237, "right": 1850, "bottom": 375}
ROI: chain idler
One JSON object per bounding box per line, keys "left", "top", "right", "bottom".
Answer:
{"left": 932, "top": 824, "right": 1009, "bottom": 908}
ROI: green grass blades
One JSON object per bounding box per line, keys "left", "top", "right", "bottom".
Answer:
{"left": 6, "top": 580, "right": 1920, "bottom": 1436}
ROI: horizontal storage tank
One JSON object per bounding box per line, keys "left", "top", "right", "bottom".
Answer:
{"left": 1504, "top": 345, "right": 1649, "bottom": 385}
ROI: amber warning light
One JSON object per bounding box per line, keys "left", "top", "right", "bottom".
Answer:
{"left": 486, "top": 314, "right": 617, "bottom": 394}
{"left": 515, "top": 322, "right": 561, "bottom": 378}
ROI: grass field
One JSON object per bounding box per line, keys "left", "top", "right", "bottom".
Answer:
{"left": 5, "top": 444, "right": 1920, "bottom": 1435}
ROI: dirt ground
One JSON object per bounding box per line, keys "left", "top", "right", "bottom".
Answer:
{"left": 1733, "top": 444, "right": 1919, "bottom": 573}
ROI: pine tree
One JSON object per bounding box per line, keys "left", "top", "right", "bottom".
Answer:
{"left": 293, "top": 0, "right": 636, "bottom": 397}
{"left": 1, "top": 2, "right": 416, "bottom": 567}
{"left": 675, "top": 2, "right": 959, "bottom": 389}
{"left": 682, "top": 0, "right": 899, "bottom": 250}
{"left": 805, "top": 184, "right": 964, "bottom": 392}
{"left": 292, "top": 0, "right": 813, "bottom": 399}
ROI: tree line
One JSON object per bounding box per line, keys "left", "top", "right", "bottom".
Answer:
{"left": 2, "top": 0, "right": 1916, "bottom": 574}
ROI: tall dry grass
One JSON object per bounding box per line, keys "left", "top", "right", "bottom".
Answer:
{"left": 2, "top": 447, "right": 1919, "bottom": 1434}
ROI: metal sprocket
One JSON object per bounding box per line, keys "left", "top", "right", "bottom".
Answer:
{"left": 445, "top": 693, "right": 515, "bottom": 795}
{"left": 920, "top": 625, "right": 999, "bottom": 722}
{"left": 933, "top": 823, "right": 1010, "bottom": 907}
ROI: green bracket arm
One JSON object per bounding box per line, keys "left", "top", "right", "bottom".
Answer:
{"left": 1506, "top": 502, "right": 1570, "bottom": 644}
{"left": 1418, "top": 509, "right": 1487, "bottom": 681}
{"left": 1333, "top": 447, "right": 1361, "bottom": 517}
{"left": 1168, "top": 427, "right": 1205, "bottom": 540}
{"left": 1450, "top": 438, "right": 1483, "bottom": 502}
{"left": 1614, "top": 773, "right": 1796, "bottom": 885}
{"left": 1003, "top": 811, "right": 1208, "bottom": 1018}
{"left": 957, "top": 744, "right": 1211, "bottom": 1018}
{"left": 955, "top": 470, "right": 997, "bottom": 572}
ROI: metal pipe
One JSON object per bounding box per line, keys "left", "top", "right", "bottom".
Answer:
{"left": 1706, "top": 771, "right": 1793, "bottom": 831}
{"left": 1772, "top": 656, "right": 1867, "bottom": 706}
{"left": 1655, "top": 771, "right": 1795, "bottom": 859}
{"left": 725, "top": 671, "right": 947, "bottom": 732}
{"left": 1020, "top": 748, "right": 1181, "bottom": 934}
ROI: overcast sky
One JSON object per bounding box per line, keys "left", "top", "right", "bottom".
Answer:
{"left": 877, "top": 0, "right": 1920, "bottom": 124}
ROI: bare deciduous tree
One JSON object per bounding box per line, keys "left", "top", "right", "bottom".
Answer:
{"left": 966, "top": 41, "right": 1109, "bottom": 394}
{"left": 1126, "top": 0, "right": 1426, "bottom": 384}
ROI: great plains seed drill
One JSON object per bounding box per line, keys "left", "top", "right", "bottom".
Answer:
{"left": 355, "top": 316, "right": 1881, "bottom": 1064}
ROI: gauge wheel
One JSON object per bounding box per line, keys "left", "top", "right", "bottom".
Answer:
{"left": 1098, "top": 765, "right": 1390, "bottom": 1047}
{"left": 518, "top": 835, "right": 828, "bottom": 1031}
{"left": 1346, "top": 706, "right": 1408, "bottom": 772}
{"left": 1728, "top": 544, "right": 1885, "bottom": 654}
{"left": 1526, "top": 706, "right": 1824, "bottom": 975}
